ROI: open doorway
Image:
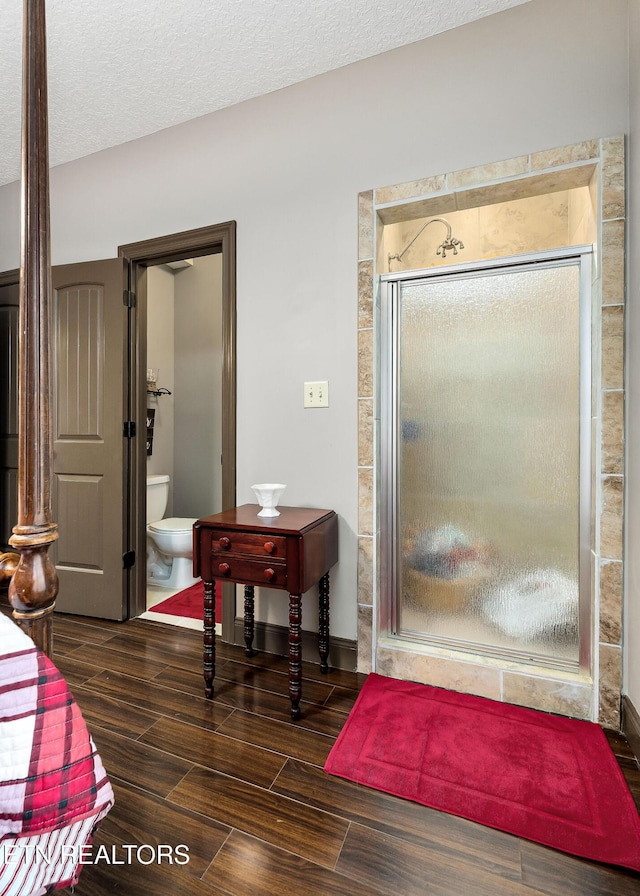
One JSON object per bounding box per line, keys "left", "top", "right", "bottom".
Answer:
{"left": 119, "top": 222, "right": 237, "bottom": 641}
{"left": 141, "top": 254, "right": 224, "bottom": 633}
{"left": 1, "top": 222, "right": 236, "bottom": 628}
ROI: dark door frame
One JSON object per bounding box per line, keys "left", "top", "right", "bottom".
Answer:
{"left": 118, "top": 221, "right": 237, "bottom": 637}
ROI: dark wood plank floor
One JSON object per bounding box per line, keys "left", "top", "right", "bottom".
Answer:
{"left": 38, "top": 614, "right": 640, "bottom": 895}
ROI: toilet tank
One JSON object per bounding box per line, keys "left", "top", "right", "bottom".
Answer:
{"left": 146, "top": 474, "right": 170, "bottom": 523}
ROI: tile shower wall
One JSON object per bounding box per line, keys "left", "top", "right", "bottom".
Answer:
{"left": 357, "top": 137, "right": 625, "bottom": 726}
{"left": 383, "top": 190, "right": 593, "bottom": 274}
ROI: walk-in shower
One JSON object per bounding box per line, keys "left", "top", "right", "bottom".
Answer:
{"left": 379, "top": 246, "right": 592, "bottom": 671}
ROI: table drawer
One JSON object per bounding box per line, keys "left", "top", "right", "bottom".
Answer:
{"left": 211, "top": 556, "right": 288, "bottom": 587}
{"left": 209, "top": 530, "right": 288, "bottom": 558}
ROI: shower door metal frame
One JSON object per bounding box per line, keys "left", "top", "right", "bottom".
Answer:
{"left": 379, "top": 246, "right": 594, "bottom": 672}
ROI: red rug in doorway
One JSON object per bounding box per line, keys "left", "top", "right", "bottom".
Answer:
{"left": 150, "top": 580, "right": 220, "bottom": 622}
{"left": 324, "top": 673, "right": 640, "bottom": 872}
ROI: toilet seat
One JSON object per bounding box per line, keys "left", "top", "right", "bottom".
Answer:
{"left": 147, "top": 517, "right": 196, "bottom": 535}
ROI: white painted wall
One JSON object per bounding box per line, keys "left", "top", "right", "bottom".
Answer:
{"left": 173, "top": 254, "right": 223, "bottom": 520}
{"left": 625, "top": 0, "right": 640, "bottom": 711}
{"left": 146, "top": 265, "right": 175, "bottom": 516}
{"left": 0, "top": 0, "right": 631, "bottom": 644}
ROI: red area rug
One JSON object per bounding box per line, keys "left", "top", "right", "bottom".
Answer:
{"left": 324, "top": 673, "right": 640, "bottom": 871}
{"left": 150, "top": 580, "right": 220, "bottom": 622}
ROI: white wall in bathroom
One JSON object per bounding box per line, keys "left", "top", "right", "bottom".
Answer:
{"left": 0, "top": 0, "right": 631, "bottom": 646}
{"left": 146, "top": 264, "right": 176, "bottom": 516}
{"left": 173, "top": 254, "right": 223, "bottom": 519}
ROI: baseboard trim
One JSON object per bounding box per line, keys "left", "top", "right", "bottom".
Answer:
{"left": 233, "top": 618, "right": 357, "bottom": 672}
{"left": 622, "top": 695, "right": 640, "bottom": 764}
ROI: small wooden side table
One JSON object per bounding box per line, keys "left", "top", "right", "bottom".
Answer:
{"left": 193, "top": 505, "right": 338, "bottom": 719}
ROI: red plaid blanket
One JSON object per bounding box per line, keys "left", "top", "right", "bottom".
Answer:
{"left": 0, "top": 614, "right": 113, "bottom": 895}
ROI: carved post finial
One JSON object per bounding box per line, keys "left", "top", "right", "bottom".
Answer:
{"left": 9, "top": 0, "right": 59, "bottom": 655}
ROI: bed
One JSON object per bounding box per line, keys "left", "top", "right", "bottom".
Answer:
{"left": 0, "top": 612, "right": 113, "bottom": 895}
{"left": 0, "top": 4, "right": 114, "bottom": 888}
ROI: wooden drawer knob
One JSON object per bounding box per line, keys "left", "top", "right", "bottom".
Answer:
{"left": 264, "top": 541, "right": 275, "bottom": 554}
{"left": 219, "top": 536, "right": 230, "bottom": 550}
{"left": 218, "top": 562, "right": 231, "bottom": 576}
{"left": 263, "top": 567, "right": 275, "bottom": 582}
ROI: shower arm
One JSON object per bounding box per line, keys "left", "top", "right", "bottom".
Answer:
{"left": 387, "top": 217, "right": 463, "bottom": 271}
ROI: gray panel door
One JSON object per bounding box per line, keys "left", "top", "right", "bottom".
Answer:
{"left": 51, "top": 258, "right": 130, "bottom": 619}
{"left": 0, "top": 282, "right": 19, "bottom": 550}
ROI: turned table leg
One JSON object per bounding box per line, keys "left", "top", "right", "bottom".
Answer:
{"left": 203, "top": 579, "right": 216, "bottom": 698}
{"left": 288, "top": 592, "right": 302, "bottom": 720}
{"left": 243, "top": 585, "right": 255, "bottom": 656}
{"left": 318, "top": 572, "right": 330, "bottom": 674}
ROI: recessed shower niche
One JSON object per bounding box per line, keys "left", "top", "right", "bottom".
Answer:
{"left": 357, "top": 139, "right": 625, "bottom": 725}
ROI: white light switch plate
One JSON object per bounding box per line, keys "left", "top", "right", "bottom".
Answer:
{"left": 304, "top": 381, "right": 329, "bottom": 408}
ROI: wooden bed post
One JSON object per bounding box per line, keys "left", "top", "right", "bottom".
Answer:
{"left": 8, "top": 0, "right": 58, "bottom": 655}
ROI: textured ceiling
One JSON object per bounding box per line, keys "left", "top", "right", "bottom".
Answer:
{"left": 0, "top": 0, "right": 532, "bottom": 187}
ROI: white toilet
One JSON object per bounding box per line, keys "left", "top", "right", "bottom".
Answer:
{"left": 146, "top": 474, "right": 199, "bottom": 589}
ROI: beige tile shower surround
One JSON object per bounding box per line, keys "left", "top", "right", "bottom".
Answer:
{"left": 357, "top": 137, "right": 625, "bottom": 726}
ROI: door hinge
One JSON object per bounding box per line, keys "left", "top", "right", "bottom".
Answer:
{"left": 123, "top": 289, "right": 136, "bottom": 308}
{"left": 123, "top": 421, "right": 136, "bottom": 438}
{"left": 123, "top": 550, "right": 136, "bottom": 570}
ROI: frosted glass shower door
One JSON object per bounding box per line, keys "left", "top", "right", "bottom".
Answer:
{"left": 382, "top": 254, "right": 590, "bottom": 667}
